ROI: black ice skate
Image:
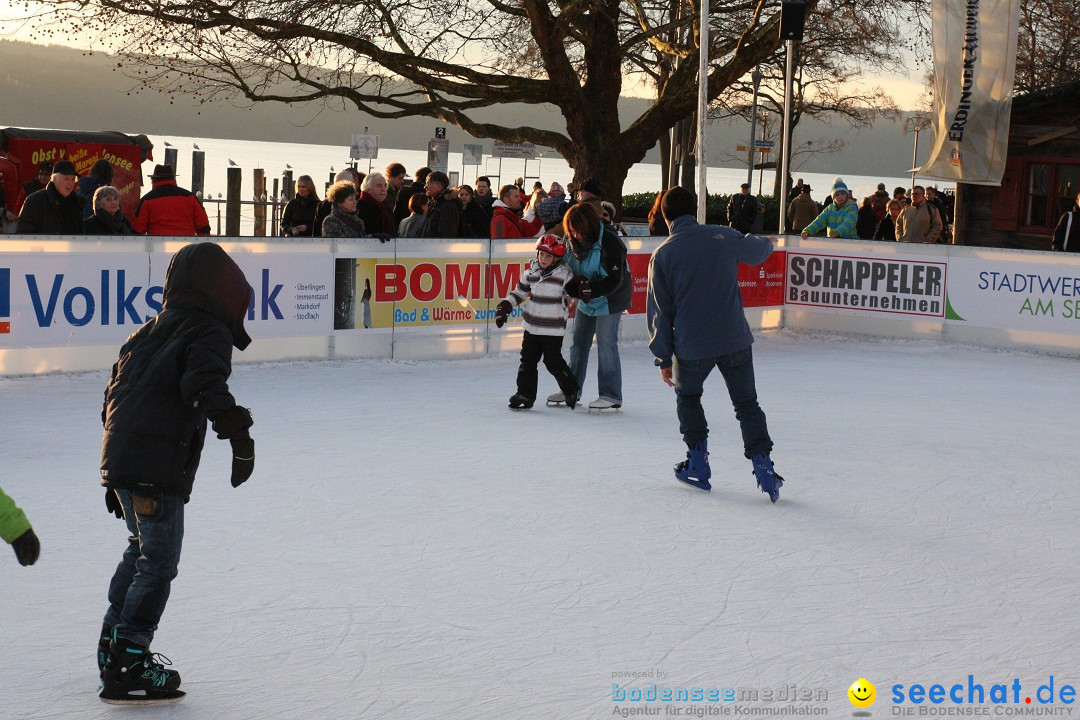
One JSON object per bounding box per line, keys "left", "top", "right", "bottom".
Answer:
{"left": 99, "top": 636, "right": 185, "bottom": 705}
{"left": 508, "top": 393, "right": 534, "bottom": 410}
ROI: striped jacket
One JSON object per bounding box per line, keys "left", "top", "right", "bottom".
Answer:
{"left": 803, "top": 200, "right": 858, "bottom": 239}
{"left": 505, "top": 259, "right": 573, "bottom": 336}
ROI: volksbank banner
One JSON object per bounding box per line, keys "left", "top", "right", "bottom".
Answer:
{"left": 921, "top": 0, "right": 1021, "bottom": 184}
{"left": 0, "top": 251, "right": 332, "bottom": 348}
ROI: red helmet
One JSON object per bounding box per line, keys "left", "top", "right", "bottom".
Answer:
{"left": 536, "top": 234, "right": 566, "bottom": 258}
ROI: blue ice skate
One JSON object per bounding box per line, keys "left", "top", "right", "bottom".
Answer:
{"left": 751, "top": 452, "right": 784, "bottom": 503}
{"left": 674, "top": 441, "right": 711, "bottom": 491}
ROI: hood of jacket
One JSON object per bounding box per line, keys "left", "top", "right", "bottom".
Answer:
{"left": 162, "top": 242, "right": 253, "bottom": 350}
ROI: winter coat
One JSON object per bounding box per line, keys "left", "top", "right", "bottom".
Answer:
{"left": 647, "top": 214, "right": 773, "bottom": 367}
{"left": 322, "top": 208, "right": 368, "bottom": 238}
{"left": 310, "top": 200, "right": 333, "bottom": 238}
{"left": 459, "top": 199, "right": 490, "bottom": 238}
{"left": 786, "top": 194, "right": 819, "bottom": 236}
{"left": 83, "top": 209, "right": 135, "bottom": 235}
{"left": 280, "top": 194, "right": 319, "bottom": 236}
{"left": 564, "top": 226, "right": 631, "bottom": 317}
{"left": 0, "top": 486, "right": 31, "bottom": 544}
{"left": 727, "top": 192, "right": 757, "bottom": 233}
{"left": 1052, "top": 209, "right": 1080, "bottom": 252}
{"left": 504, "top": 259, "right": 574, "bottom": 336}
{"left": 132, "top": 179, "right": 210, "bottom": 236}
{"left": 490, "top": 200, "right": 543, "bottom": 239}
{"left": 856, "top": 205, "right": 878, "bottom": 239}
{"left": 398, "top": 213, "right": 425, "bottom": 238}
{"left": 803, "top": 200, "right": 859, "bottom": 239}
{"left": 16, "top": 183, "right": 85, "bottom": 234}
{"left": 420, "top": 194, "right": 461, "bottom": 238}
{"left": 100, "top": 243, "right": 252, "bottom": 501}
{"left": 356, "top": 192, "right": 396, "bottom": 236}
{"left": 394, "top": 180, "right": 425, "bottom": 226}
{"left": 895, "top": 202, "right": 942, "bottom": 243}
{"left": 873, "top": 215, "right": 897, "bottom": 242}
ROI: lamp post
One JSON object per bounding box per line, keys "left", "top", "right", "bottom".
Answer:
{"left": 695, "top": 0, "right": 710, "bottom": 223}
{"left": 778, "top": 0, "right": 808, "bottom": 235}
{"left": 904, "top": 114, "right": 933, "bottom": 192}
{"left": 747, "top": 67, "right": 763, "bottom": 188}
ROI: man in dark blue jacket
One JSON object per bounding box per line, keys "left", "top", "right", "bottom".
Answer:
{"left": 646, "top": 186, "right": 784, "bottom": 502}
{"left": 97, "top": 242, "right": 255, "bottom": 704}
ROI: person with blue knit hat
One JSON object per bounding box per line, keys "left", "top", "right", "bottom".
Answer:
{"left": 801, "top": 177, "right": 858, "bottom": 239}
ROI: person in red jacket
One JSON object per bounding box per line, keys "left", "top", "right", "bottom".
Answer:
{"left": 132, "top": 165, "right": 211, "bottom": 236}
{"left": 490, "top": 184, "right": 544, "bottom": 239}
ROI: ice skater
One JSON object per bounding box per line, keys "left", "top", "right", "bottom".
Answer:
{"left": 646, "top": 186, "right": 784, "bottom": 502}
{"left": 495, "top": 234, "right": 580, "bottom": 410}
{"left": 97, "top": 242, "right": 256, "bottom": 704}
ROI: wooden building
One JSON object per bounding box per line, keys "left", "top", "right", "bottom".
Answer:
{"left": 957, "top": 79, "right": 1080, "bottom": 250}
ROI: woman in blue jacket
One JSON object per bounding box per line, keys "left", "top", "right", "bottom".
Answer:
{"left": 558, "top": 202, "right": 632, "bottom": 410}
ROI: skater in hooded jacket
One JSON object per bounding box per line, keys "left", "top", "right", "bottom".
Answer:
{"left": 495, "top": 234, "right": 581, "bottom": 410}
{"left": 1, "top": 486, "right": 40, "bottom": 566}
{"left": 646, "top": 187, "right": 785, "bottom": 502}
{"left": 97, "top": 242, "right": 255, "bottom": 704}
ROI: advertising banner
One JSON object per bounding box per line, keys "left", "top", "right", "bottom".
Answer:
{"left": 786, "top": 250, "right": 948, "bottom": 318}
{"left": 921, "top": 0, "right": 1022, "bottom": 184}
{"left": 0, "top": 251, "right": 332, "bottom": 348}
{"left": 337, "top": 246, "right": 787, "bottom": 330}
{"left": 944, "top": 257, "right": 1080, "bottom": 332}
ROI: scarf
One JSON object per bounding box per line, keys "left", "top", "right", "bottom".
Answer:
{"left": 331, "top": 206, "right": 367, "bottom": 235}
{"left": 96, "top": 209, "right": 133, "bottom": 235}
{"left": 359, "top": 192, "right": 394, "bottom": 234}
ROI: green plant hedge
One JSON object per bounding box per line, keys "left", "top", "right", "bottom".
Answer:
{"left": 621, "top": 192, "right": 783, "bottom": 233}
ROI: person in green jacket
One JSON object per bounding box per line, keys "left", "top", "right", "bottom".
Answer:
{"left": 1, "top": 486, "right": 40, "bottom": 566}
{"left": 801, "top": 178, "right": 859, "bottom": 240}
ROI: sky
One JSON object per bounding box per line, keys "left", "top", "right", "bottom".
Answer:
{"left": 0, "top": 1, "right": 932, "bottom": 112}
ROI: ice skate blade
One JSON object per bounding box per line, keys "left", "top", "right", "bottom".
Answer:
{"left": 676, "top": 475, "right": 712, "bottom": 491}
{"left": 587, "top": 405, "right": 622, "bottom": 413}
{"left": 100, "top": 689, "right": 186, "bottom": 705}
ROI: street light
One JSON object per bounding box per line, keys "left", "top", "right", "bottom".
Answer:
{"left": 904, "top": 114, "right": 933, "bottom": 192}
{"left": 779, "top": 0, "right": 808, "bottom": 234}
{"left": 747, "top": 67, "right": 763, "bottom": 188}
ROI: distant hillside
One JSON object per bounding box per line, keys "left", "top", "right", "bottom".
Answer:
{"left": 0, "top": 40, "right": 928, "bottom": 176}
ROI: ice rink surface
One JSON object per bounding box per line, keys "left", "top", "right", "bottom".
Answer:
{"left": 1, "top": 330, "right": 1077, "bottom": 719}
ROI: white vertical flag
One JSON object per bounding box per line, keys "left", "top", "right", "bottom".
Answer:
{"left": 921, "top": 0, "right": 1022, "bottom": 185}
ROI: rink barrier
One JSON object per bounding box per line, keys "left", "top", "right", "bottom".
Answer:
{"left": 0, "top": 234, "right": 1077, "bottom": 375}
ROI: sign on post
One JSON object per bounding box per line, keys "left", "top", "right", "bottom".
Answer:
{"left": 427, "top": 139, "right": 450, "bottom": 173}
{"left": 350, "top": 133, "right": 379, "bottom": 160}
{"left": 463, "top": 144, "right": 484, "bottom": 166}
{"left": 492, "top": 141, "right": 538, "bottom": 159}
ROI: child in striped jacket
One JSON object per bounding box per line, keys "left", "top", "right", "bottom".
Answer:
{"left": 495, "top": 234, "right": 581, "bottom": 410}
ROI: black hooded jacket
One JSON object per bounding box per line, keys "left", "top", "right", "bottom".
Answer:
{"left": 100, "top": 243, "right": 252, "bottom": 500}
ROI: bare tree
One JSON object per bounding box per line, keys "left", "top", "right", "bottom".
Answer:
{"left": 11, "top": 0, "right": 823, "bottom": 203}
{"left": 1015, "top": 0, "right": 1080, "bottom": 94}
{"left": 711, "top": 0, "right": 919, "bottom": 197}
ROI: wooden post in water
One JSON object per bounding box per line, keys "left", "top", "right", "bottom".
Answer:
{"left": 191, "top": 151, "right": 205, "bottom": 198}
{"left": 164, "top": 148, "right": 178, "bottom": 174}
{"left": 226, "top": 167, "right": 242, "bottom": 237}
{"left": 283, "top": 171, "right": 295, "bottom": 201}
{"left": 253, "top": 169, "right": 266, "bottom": 237}
{"left": 271, "top": 178, "right": 280, "bottom": 236}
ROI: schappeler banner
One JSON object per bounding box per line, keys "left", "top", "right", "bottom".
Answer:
{"left": 921, "top": 0, "right": 1021, "bottom": 185}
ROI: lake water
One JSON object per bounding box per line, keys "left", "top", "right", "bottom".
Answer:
{"left": 147, "top": 133, "right": 949, "bottom": 234}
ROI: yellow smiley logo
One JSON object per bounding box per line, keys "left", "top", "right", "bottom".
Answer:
{"left": 848, "top": 678, "right": 876, "bottom": 708}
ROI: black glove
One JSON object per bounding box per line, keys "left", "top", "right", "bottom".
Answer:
{"left": 230, "top": 433, "right": 255, "bottom": 488}
{"left": 105, "top": 488, "right": 124, "bottom": 519}
{"left": 566, "top": 276, "right": 593, "bottom": 301}
{"left": 12, "top": 528, "right": 40, "bottom": 566}
{"left": 213, "top": 405, "right": 254, "bottom": 440}
{"left": 371, "top": 232, "right": 392, "bottom": 243}
{"left": 494, "top": 300, "right": 513, "bottom": 328}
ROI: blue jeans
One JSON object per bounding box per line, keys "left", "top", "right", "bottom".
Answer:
{"left": 103, "top": 490, "right": 185, "bottom": 648}
{"left": 570, "top": 313, "right": 623, "bottom": 403}
{"left": 673, "top": 346, "right": 773, "bottom": 458}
